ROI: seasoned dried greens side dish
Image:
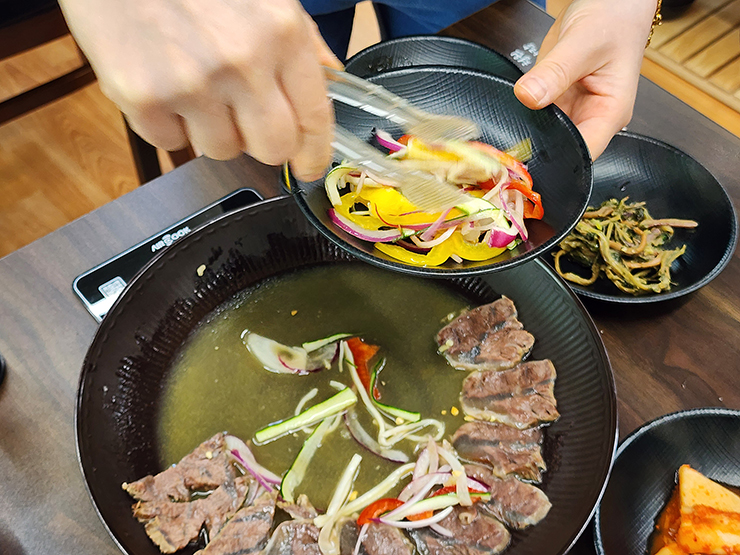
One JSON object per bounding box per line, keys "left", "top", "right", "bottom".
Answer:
{"left": 124, "top": 296, "right": 558, "bottom": 555}
{"left": 553, "top": 197, "right": 698, "bottom": 294}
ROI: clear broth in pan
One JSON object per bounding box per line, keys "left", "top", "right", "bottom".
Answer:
{"left": 158, "top": 263, "right": 477, "bottom": 509}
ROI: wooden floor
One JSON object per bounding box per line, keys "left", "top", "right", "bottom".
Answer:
{"left": 0, "top": 1, "right": 737, "bottom": 259}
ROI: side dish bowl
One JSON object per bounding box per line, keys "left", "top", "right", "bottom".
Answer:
{"left": 344, "top": 35, "right": 522, "bottom": 81}
{"left": 76, "top": 195, "right": 616, "bottom": 555}
{"left": 291, "top": 66, "right": 593, "bottom": 277}
{"left": 594, "top": 408, "right": 740, "bottom": 555}
{"left": 547, "top": 131, "right": 737, "bottom": 303}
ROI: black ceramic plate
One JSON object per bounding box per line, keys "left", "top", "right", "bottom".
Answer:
{"left": 76, "top": 196, "right": 615, "bottom": 555}
{"left": 344, "top": 35, "right": 522, "bottom": 81}
{"left": 594, "top": 408, "right": 740, "bottom": 555}
{"left": 292, "top": 66, "right": 592, "bottom": 277}
{"left": 547, "top": 131, "right": 738, "bottom": 303}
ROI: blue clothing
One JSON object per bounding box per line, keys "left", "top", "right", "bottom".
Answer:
{"left": 302, "top": 0, "right": 546, "bottom": 60}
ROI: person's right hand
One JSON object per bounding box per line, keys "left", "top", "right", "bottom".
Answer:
{"left": 59, "top": 0, "right": 342, "bottom": 181}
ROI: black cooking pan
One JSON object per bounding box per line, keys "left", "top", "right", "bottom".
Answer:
{"left": 76, "top": 196, "right": 616, "bottom": 555}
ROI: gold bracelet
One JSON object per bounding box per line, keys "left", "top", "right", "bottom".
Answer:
{"left": 646, "top": 0, "right": 663, "bottom": 48}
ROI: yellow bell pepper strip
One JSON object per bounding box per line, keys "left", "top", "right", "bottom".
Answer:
{"left": 375, "top": 232, "right": 508, "bottom": 267}
{"left": 375, "top": 238, "right": 454, "bottom": 267}
{"left": 400, "top": 136, "right": 461, "bottom": 162}
{"left": 449, "top": 233, "right": 507, "bottom": 261}
{"left": 358, "top": 186, "right": 465, "bottom": 227}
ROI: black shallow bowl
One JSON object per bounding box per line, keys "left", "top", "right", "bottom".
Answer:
{"left": 547, "top": 131, "right": 738, "bottom": 303}
{"left": 292, "top": 66, "right": 592, "bottom": 277}
{"left": 594, "top": 408, "right": 740, "bottom": 555}
{"left": 344, "top": 35, "right": 522, "bottom": 81}
{"left": 76, "top": 196, "right": 616, "bottom": 555}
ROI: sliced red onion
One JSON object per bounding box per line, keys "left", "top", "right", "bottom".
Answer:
{"left": 421, "top": 209, "right": 453, "bottom": 242}
{"left": 353, "top": 523, "right": 369, "bottom": 555}
{"left": 225, "top": 435, "right": 282, "bottom": 491}
{"left": 377, "top": 506, "right": 454, "bottom": 529}
{"left": 398, "top": 472, "right": 452, "bottom": 503}
{"left": 427, "top": 438, "right": 439, "bottom": 474}
{"left": 410, "top": 227, "right": 455, "bottom": 249}
{"left": 487, "top": 227, "right": 518, "bottom": 248}
{"left": 246, "top": 333, "right": 309, "bottom": 375}
{"left": 465, "top": 477, "right": 490, "bottom": 493}
{"left": 430, "top": 523, "right": 453, "bottom": 537}
{"left": 375, "top": 129, "right": 406, "bottom": 153}
{"left": 344, "top": 408, "right": 409, "bottom": 463}
{"left": 498, "top": 184, "right": 528, "bottom": 241}
{"left": 328, "top": 209, "right": 403, "bottom": 243}
{"left": 413, "top": 448, "right": 430, "bottom": 481}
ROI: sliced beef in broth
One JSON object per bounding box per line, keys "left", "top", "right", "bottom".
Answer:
{"left": 410, "top": 505, "right": 510, "bottom": 555}
{"left": 262, "top": 520, "right": 321, "bottom": 555}
{"left": 437, "top": 297, "right": 534, "bottom": 372}
{"left": 132, "top": 476, "right": 250, "bottom": 553}
{"left": 453, "top": 422, "right": 545, "bottom": 482}
{"left": 340, "top": 520, "right": 415, "bottom": 555}
{"left": 463, "top": 464, "right": 551, "bottom": 528}
{"left": 123, "top": 432, "right": 236, "bottom": 503}
{"left": 437, "top": 297, "right": 523, "bottom": 358}
{"left": 196, "top": 490, "right": 277, "bottom": 555}
{"left": 278, "top": 494, "right": 318, "bottom": 521}
{"left": 461, "top": 360, "right": 559, "bottom": 429}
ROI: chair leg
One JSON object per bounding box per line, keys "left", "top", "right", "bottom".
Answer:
{"left": 168, "top": 144, "right": 197, "bottom": 168}
{"left": 124, "top": 117, "right": 162, "bottom": 184}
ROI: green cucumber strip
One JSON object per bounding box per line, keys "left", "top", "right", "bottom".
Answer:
{"left": 369, "top": 361, "right": 421, "bottom": 423}
{"left": 254, "top": 388, "right": 357, "bottom": 445}
{"left": 302, "top": 333, "right": 354, "bottom": 353}
{"left": 280, "top": 415, "right": 336, "bottom": 503}
{"left": 325, "top": 165, "right": 354, "bottom": 206}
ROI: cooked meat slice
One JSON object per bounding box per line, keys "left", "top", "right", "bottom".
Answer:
{"left": 123, "top": 433, "right": 236, "bottom": 502}
{"left": 263, "top": 520, "right": 321, "bottom": 555}
{"left": 437, "top": 297, "right": 523, "bottom": 359}
{"left": 484, "top": 475, "right": 551, "bottom": 529}
{"left": 197, "top": 490, "right": 277, "bottom": 555}
{"left": 340, "top": 519, "right": 415, "bottom": 555}
{"left": 464, "top": 464, "right": 551, "bottom": 528}
{"left": 453, "top": 422, "right": 545, "bottom": 482}
{"left": 461, "top": 360, "right": 559, "bottom": 429}
{"left": 134, "top": 476, "right": 250, "bottom": 553}
{"left": 409, "top": 505, "right": 510, "bottom": 555}
{"left": 278, "top": 494, "right": 318, "bottom": 520}
{"left": 443, "top": 328, "right": 535, "bottom": 372}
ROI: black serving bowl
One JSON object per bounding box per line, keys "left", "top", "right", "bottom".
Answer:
{"left": 76, "top": 195, "right": 616, "bottom": 555}
{"left": 547, "top": 131, "right": 737, "bottom": 303}
{"left": 594, "top": 408, "right": 740, "bottom": 555}
{"left": 292, "top": 66, "right": 592, "bottom": 277}
{"left": 344, "top": 35, "right": 522, "bottom": 81}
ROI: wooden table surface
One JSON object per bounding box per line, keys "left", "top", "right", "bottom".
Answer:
{"left": 1, "top": 1, "right": 738, "bottom": 554}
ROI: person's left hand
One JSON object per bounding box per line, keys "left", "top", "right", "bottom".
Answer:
{"left": 514, "top": 0, "right": 656, "bottom": 160}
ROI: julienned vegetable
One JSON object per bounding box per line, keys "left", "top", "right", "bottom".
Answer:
{"left": 254, "top": 387, "right": 357, "bottom": 444}
{"left": 280, "top": 415, "right": 339, "bottom": 503}
{"left": 324, "top": 132, "right": 542, "bottom": 267}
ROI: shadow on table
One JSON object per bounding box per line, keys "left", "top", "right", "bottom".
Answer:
{"left": 0, "top": 524, "right": 27, "bottom": 555}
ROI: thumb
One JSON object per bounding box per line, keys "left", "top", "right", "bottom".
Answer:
{"left": 514, "top": 27, "right": 599, "bottom": 109}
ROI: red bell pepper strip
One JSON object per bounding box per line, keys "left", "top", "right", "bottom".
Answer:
{"left": 507, "top": 181, "right": 544, "bottom": 220}
{"left": 468, "top": 141, "right": 534, "bottom": 190}
{"left": 346, "top": 337, "right": 381, "bottom": 400}
{"left": 357, "top": 498, "right": 404, "bottom": 525}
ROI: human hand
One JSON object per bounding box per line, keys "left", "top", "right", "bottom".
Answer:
{"left": 59, "top": 0, "right": 343, "bottom": 180}
{"left": 514, "top": 0, "right": 656, "bottom": 160}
